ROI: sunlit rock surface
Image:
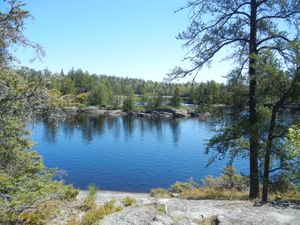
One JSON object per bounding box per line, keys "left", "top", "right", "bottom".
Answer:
{"left": 74, "top": 191, "right": 300, "bottom": 225}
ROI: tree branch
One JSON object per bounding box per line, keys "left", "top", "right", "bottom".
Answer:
{"left": 257, "top": 35, "right": 291, "bottom": 47}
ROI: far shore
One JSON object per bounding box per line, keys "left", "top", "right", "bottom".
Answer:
{"left": 42, "top": 105, "right": 213, "bottom": 120}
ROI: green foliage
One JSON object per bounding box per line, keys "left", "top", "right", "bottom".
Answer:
{"left": 163, "top": 166, "right": 300, "bottom": 201}
{"left": 121, "top": 197, "right": 138, "bottom": 207}
{"left": 150, "top": 188, "right": 171, "bottom": 198}
{"left": 20, "top": 200, "right": 62, "bottom": 225}
{"left": 0, "top": 0, "right": 44, "bottom": 67}
{"left": 170, "top": 0, "right": 300, "bottom": 200}
{"left": 122, "top": 88, "right": 135, "bottom": 112}
{"left": 87, "top": 184, "right": 98, "bottom": 197}
{"left": 285, "top": 124, "right": 300, "bottom": 181}
{"left": 79, "top": 199, "right": 123, "bottom": 225}
{"left": 171, "top": 86, "right": 181, "bottom": 108}
{"left": 76, "top": 93, "right": 89, "bottom": 106}
{"left": 202, "top": 166, "right": 249, "bottom": 192}
{"left": 80, "top": 185, "right": 99, "bottom": 211}
{"left": 88, "top": 82, "right": 113, "bottom": 107}
{"left": 143, "top": 92, "right": 164, "bottom": 109}
{"left": 170, "top": 180, "right": 201, "bottom": 193}
{"left": 269, "top": 173, "right": 298, "bottom": 194}
{"left": 287, "top": 124, "right": 300, "bottom": 155}
{"left": 154, "top": 204, "right": 166, "bottom": 214}
{"left": 178, "top": 187, "right": 249, "bottom": 200}
{"left": 67, "top": 217, "right": 79, "bottom": 225}
{"left": 227, "top": 79, "right": 248, "bottom": 109}
{"left": 0, "top": 69, "right": 78, "bottom": 224}
{"left": 19, "top": 67, "right": 234, "bottom": 111}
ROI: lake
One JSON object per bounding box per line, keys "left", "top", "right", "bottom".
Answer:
{"left": 30, "top": 114, "right": 248, "bottom": 192}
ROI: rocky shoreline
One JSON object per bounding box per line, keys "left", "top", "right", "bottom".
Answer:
{"left": 48, "top": 191, "right": 300, "bottom": 225}
{"left": 44, "top": 106, "right": 212, "bottom": 120}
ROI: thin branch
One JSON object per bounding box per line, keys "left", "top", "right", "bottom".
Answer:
{"left": 257, "top": 10, "right": 300, "bottom": 22}
{"left": 257, "top": 35, "right": 291, "bottom": 47}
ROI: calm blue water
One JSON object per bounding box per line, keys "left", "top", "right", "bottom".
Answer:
{"left": 30, "top": 114, "right": 248, "bottom": 192}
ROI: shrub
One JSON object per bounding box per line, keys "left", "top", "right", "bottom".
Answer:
{"left": 179, "top": 187, "right": 249, "bottom": 200}
{"left": 170, "top": 179, "right": 200, "bottom": 193}
{"left": 121, "top": 197, "right": 138, "bottom": 207}
{"left": 150, "top": 188, "right": 171, "bottom": 198}
{"left": 87, "top": 184, "right": 98, "bottom": 197}
{"left": 61, "top": 185, "right": 80, "bottom": 201}
{"left": 20, "top": 200, "right": 62, "bottom": 225}
{"left": 202, "top": 166, "right": 249, "bottom": 192}
{"left": 80, "top": 200, "right": 123, "bottom": 225}
{"left": 67, "top": 217, "right": 79, "bottom": 225}
{"left": 154, "top": 204, "right": 167, "bottom": 214}
{"left": 81, "top": 185, "right": 99, "bottom": 211}
{"left": 269, "top": 173, "right": 298, "bottom": 194}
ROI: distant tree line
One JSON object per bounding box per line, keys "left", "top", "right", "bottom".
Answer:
{"left": 17, "top": 67, "right": 246, "bottom": 110}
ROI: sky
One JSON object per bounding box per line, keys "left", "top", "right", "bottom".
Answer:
{"left": 12, "top": 0, "right": 230, "bottom": 82}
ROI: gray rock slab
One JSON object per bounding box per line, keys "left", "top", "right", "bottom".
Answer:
{"left": 77, "top": 191, "right": 300, "bottom": 225}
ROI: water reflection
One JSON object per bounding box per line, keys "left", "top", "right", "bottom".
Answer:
{"left": 31, "top": 114, "right": 249, "bottom": 191}
{"left": 169, "top": 120, "right": 180, "bottom": 145}
{"left": 43, "top": 119, "right": 59, "bottom": 143}
{"left": 39, "top": 114, "right": 183, "bottom": 145}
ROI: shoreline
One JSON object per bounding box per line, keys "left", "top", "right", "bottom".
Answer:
{"left": 43, "top": 106, "right": 212, "bottom": 120}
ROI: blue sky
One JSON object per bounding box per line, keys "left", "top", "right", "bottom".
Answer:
{"left": 13, "top": 0, "right": 229, "bottom": 82}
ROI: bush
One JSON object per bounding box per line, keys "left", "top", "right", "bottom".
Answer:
{"left": 151, "top": 167, "right": 299, "bottom": 201}
{"left": 150, "top": 188, "right": 171, "bottom": 198}
{"left": 81, "top": 185, "right": 99, "bottom": 211}
{"left": 178, "top": 187, "right": 249, "bottom": 200}
{"left": 67, "top": 217, "right": 79, "bottom": 225}
{"left": 61, "top": 185, "right": 80, "bottom": 201}
{"left": 170, "top": 180, "right": 200, "bottom": 193}
{"left": 80, "top": 200, "right": 123, "bottom": 225}
{"left": 269, "top": 173, "right": 298, "bottom": 194}
{"left": 87, "top": 184, "right": 98, "bottom": 197}
{"left": 20, "top": 200, "right": 62, "bottom": 225}
{"left": 149, "top": 167, "right": 250, "bottom": 200}
{"left": 202, "top": 166, "right": 249, "bottom": 192}
{"left": 154, "top": 204, "right": 167, "bottom": 214}
{"left": 121, "top": 197, "right": 138, "bottom": 207}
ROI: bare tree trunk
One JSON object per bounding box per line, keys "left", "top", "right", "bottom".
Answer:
{"left": 249, "top": 0, "right": 260, "bottom": 199}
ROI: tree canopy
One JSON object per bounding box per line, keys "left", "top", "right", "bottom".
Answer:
{"left": 171, "top": 0, "right": 300, "bottom": 199}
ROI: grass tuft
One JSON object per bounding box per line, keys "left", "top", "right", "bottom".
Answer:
{"left": 121, "top": 197, "right": 138, "bottom": 207}
{"left": 150, "top": 188, "right": 171, "bottom": 198}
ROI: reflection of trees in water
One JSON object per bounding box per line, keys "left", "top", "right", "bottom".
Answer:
{"left": 136, "top": 118, "right": 163, "bottom": 141}
{"left": 41, "top": 114, "right": 183, "bottom": 145}
{"left": 43, "top": 119, "right": 59, "bottom": 143}
{"left": 154, "top": 119, "right": 163, "bottom": 140}
{"left": 44, "top": 114, "right": 107, "bottom": 143}
{"left": 106, "top": 117, "right": 117, "bottom": 130}
{"left": 61, "top": 114, "right": 87, "bottom": 137}
{"left": 137, "top": 118, "right": 180, "bottom": 145}
{"left": 169, "top": 120, "right": 180, "bottom": 145}
{"left": 106, "top": 116, "right": 121, "bottom": 139}
{"left": 138, "top": 118, "right": 146, "bottom": 138}
{"left": 111, "top": 117, "right": 122, "bottom": 140}
{"left": 79, "top": 116, "right": 105, "bottom": 143}
{"left": 122, "top": 116, "right": 135, "bottom": 140}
